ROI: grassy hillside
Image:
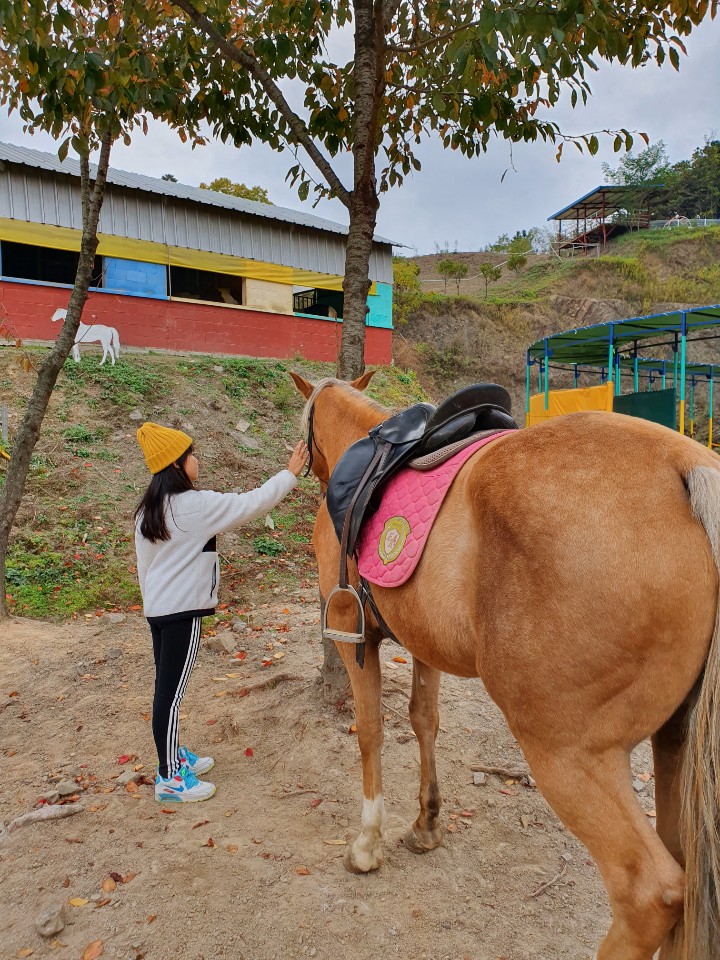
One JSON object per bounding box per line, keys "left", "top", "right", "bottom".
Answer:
{"left": 0, "top": 351, "right": 425, "bottom": 620}
{"left": 398, "top": 226, "right": 720, "bottom": 408}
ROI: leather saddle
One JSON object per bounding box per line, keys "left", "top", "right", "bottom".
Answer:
{"left": 326, "top": 382, "right": 517, "bottom": 552}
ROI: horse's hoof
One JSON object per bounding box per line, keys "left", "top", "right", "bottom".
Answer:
{"left": 343, "top": 843, "right": 382, "bottom": 874}
{"left": 402, "top": 825, "right": 444, "bottom": 854}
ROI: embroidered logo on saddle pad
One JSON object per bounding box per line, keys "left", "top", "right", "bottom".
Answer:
{"left": 357, "top": 431, "right": 512, "bottom": 588}
{"left": 378, "top": 516, "right": 411, "bottom": 565}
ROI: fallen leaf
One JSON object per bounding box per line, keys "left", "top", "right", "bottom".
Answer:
{"left": 274, "top": 651, "right": 285, "bottom": 659}
{"left": 310, "top": 797, "right": 323, "bottom": 808}
{"left": 233, "top": 651, "right": 247, "bottom": 661}
{"left": 202, "top": 837, "right": 216, "bottom": 848}
{"left": 16, "top": 949, "right": 34, "bottom": 958}
{"left": 81, "top": 940, "right": 104, "bottom": 960}
{"left": 193, "top": 820, "right": 210, "bottom": 830}
{"left": 225, "top": 672, "right": 241, "bottom": 679}
{"left": 62, "top": 876, "right": 70, "bottom": 888}
{"left": 207, "top": 719, "right": 217, "bottom": 726}
{"left": 446, "top": 823, "right": 457, "bottom": 833}
{"left": 125, "top": 781, "right": 139, "bottom": 794}
{"left": 226, "top": 844, "right": 238, "bottom": 853}
{"left": 69, "top": 897, "right": 89, "bottom": 907}
{"left": 646, "top": 810, "right": 657, "bottom": 818}
{"left": 94, "top": 899, "right": 112, "bottom": 909}
{"left": 295, "top": 866, "right": 310, "bottom": 876}
{"left": 147, "top": 916, "right": 156, "bottom": 924}
{"left": 117, "top": 754, "right": 134, "bottom": 765}
{"left": 322, "top": 838, "right": 347, "bottom": 846}
{"left": 101, "top": 876, "right": 116, "bottom": 892}
{"left": 348, "top": 724, "right": 357, "bottom": 734}
{"left": 384, "top": 661, "right": 399, "bottom": 670}
{"left": 178, "top": 713, "right": 188, "bottom": 721}
{"left": 392, "top": 656, "right": 408, "bottom": 664}
{"left": 637, "top": 772, "right": 653, "bottom": 783}
{"left": 121, "top": 873, "right": 138, "bottom": 884}
{"left": 160, "top": 808, "right": 177, "bottom": 814}
{"left": 460, "top": 809, "right": 475, "bottom": 818}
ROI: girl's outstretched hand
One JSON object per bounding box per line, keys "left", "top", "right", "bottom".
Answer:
{"left": 288, "top": 440, "right": 309, "bottom": 477}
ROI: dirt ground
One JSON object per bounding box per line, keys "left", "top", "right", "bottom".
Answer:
{"left": 1, "top": 590, "right": 658, "bottom": 960}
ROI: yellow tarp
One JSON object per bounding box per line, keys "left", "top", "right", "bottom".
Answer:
{"left": 0, "top": 216, "right": 366, "bottom": 293}
{"left": 527, "top": 382, "right": 614, "bottom": 426}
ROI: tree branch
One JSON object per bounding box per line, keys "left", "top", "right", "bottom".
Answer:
{"left": 171, "top": 0, "right": 351, "bottom": 208}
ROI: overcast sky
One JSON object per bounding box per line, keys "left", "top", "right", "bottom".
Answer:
{"left": 0, "top": 18, "right": 717, "bottom": 255}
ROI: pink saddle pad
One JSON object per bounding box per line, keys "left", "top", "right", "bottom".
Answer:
{"left": 357, "top": 431, "right": 511, "bottom": 588}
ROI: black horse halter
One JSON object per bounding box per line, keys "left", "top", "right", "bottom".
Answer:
{"left": 304, "top": 401, "right": 324, "bottom": 478}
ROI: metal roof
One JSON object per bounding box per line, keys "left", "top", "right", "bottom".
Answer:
{"left": 528, "top": 304, "right": 720, "bottom": 367}
{"left": 547, "top": 183, "right": 666, "bottom": 222}
{"left": 0, "top": 140, "right": 394, "bottom": 245}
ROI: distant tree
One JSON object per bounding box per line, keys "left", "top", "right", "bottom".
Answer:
{"left": 656, "top": 138, "right": 720, "bottom": 220}
{"left": 162, "top": 173, "right": 178, "bottom": 182}
{"left": 449, "top": 261, "right": 469, "bottom": 294}
{"left": 507, "top": 253, "right": 527, "bottom": 274}
{"left": 479, "top": 262, "right": 502, "bottom": 299}
{"left": 199, "top": 177, "right": 272, "bottom": 204}
{"left": 601, "top": 141, "right": 671, "bottom": 185}
{"left": 436, "top": 258, "right": 456, "bottom": 294}
{"left": 392, "top": 257, "right": 423, "bottom": 325}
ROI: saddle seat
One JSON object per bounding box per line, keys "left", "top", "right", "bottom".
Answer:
{"left": 326, "top": 382, "right": 518, "bottom": 552}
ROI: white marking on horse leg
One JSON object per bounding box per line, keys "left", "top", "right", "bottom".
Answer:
{"left": 348, "top": 795, "right": 386, "bottom": 872}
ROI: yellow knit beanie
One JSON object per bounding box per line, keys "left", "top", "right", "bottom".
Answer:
{"left": 136, "top": 422, "right": 193, "bottom": 475}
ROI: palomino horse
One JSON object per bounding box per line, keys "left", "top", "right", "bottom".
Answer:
{"left": 290, "top": 371, "right": 720, "bottom": 960}
{"left": 51, "top": 308, "right": 121, "bottom": 365}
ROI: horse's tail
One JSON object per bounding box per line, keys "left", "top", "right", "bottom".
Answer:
{"left": 111, "top": 328, "right": 121, "bottom": 359}
{"left": 681, "top": 465, "right": 720, "bottom": 957}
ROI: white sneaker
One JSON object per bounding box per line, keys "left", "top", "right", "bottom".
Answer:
{"left": 178, "top": 746, "right": 215, "bottom": 776}
{"left": 154, "top": 764, "right": 216, "bottom": 802}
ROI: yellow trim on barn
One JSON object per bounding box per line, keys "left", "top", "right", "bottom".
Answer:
{"left": 0, "top": 217, "right": 366, "bottom": 294}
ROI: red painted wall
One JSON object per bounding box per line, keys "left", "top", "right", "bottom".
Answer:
{"left": 0, "top": 280, "right": 393, "bottom": 365}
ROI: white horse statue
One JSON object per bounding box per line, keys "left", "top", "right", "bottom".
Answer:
{"left": 51, "top": 308, "right": 121, "bottom": 365}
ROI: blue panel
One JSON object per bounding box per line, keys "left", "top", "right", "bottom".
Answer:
{"left": 366, "top": 282, "right": 393, "bottom": 329}
{"left": 103, "top": 257, "right": 167, "bottom": 299}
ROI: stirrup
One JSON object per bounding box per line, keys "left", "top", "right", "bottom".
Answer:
{"left": 322, "top": 583, "right": 365, "bottom": 644}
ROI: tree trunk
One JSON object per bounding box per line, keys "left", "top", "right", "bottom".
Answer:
{"left": 337, "top": 0, "right": 383, "bottom": 381}
{"left": 0, "top": 135, "right": 113, "bottom": 618}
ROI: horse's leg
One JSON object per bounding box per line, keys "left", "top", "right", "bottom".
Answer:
{"left": 99, "top": 340, "right": 107, "bottom": 365}
{"left": 652, "top": 697, "right": 693, "bottom": 959}
{"left": 334, "top": 638, "right": 386, "bottom": 874}
{"left": 402, "top": 659, "right": 444, "bottom": 854}
{"left": 523, "top": 746, "right": 684, "bottom": 960}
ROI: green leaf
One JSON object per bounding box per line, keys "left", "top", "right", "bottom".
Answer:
{"left": 57, "top": 137, "right": 70, "bottom": 163}
{"left": 298, "top": 180, "right": 309, "bottom": 201}
{"left": 588, "top": 135, "right": 599, "bottom": 156}
{"left": 669, "top": 47, "right": 680, "bottom": 71}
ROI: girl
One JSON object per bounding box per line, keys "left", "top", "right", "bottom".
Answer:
{"left": 135, "top": 422, "right": 308, "bottom": 802}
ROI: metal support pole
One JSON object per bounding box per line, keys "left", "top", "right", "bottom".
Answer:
{"left": 543, "top": 339, "right": 550, "bottom": 412}
{"left": 573, "top": 365, "right": 579, "bottom": 389}
{"left": 525, "top": 354, "right": 531, "bottom": 428}
{"left": 689, "top": 378, "right": 696, "bottom": 438}
{"left": 662, "top": 360, "right": 667, "bottom": 391}
{"left": 1, "top": 402, "right": 6, "bottom": 446}
{"left": 709, "top": 375, "right": 714, "bottom": 449}
{"left": 679, "top": 315, "right": 687, "bottom": 435}
{"left": 607, "top": 325, "right": 614, "bottom": 389}
{"left": 633, "top": 344, "right": 639, "bottom": 393}
{"left": 615, "top": 350, "right": 622, "bottom": 397}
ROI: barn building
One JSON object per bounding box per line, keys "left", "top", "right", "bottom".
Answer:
{"left": 0, "top": 141, "right": 394, "bottom": 364}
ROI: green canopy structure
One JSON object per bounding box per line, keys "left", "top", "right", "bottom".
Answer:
{"left": 526, "top": 304, "right": 720, "bottom": 443}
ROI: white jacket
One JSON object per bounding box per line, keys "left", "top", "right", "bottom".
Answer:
{"left": 135, "top": 471, "right": 297, "bottom": 621}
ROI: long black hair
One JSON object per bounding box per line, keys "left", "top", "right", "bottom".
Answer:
{"left": 135, "top": 445, "right": 194, "bottom": 543}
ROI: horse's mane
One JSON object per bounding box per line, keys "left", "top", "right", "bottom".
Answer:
{"left": 300, "top": 377, "right": 387, "bottom": 432}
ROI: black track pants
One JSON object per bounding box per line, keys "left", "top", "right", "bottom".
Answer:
{"left": 149, "top": 616, "right": 201, "bottom": 779}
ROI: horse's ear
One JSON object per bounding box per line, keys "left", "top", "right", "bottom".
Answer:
{"left": 289, "top": 371, "right": 315, "bottom": 399}
{"left": 350, "top": 369, "right": 376, "bottom": 392}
